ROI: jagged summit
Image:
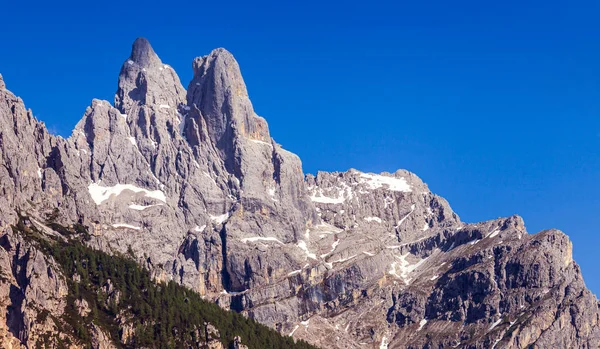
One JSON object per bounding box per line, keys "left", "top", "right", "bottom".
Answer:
{"left": 129, "top": 37, "right": 161, "bottom": 68}
{"left": 0, "top": 73, "right": 5, "bottom": 89}
{"left": 115, "top": 38, "right": 186, "bottom": 120}
{"left": 0, "top": 38, "right": 598, "bottom": 349}
{"left": 186, "top": 45, "right": 271, "bottom": 157}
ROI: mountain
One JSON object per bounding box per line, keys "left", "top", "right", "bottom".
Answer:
{"left": 0, "top": 38, "right": 598, "bottom": 348}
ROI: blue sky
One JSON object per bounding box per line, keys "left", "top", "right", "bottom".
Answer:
{"left": 2, "top": 1, "right": 599, "bottom": 293}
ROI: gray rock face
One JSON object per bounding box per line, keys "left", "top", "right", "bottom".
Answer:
{"left": 0, "top": 38, "right": 598, "bottom": 348}
{"left": 0, "top": 226, "right": 72, "bottom": 347}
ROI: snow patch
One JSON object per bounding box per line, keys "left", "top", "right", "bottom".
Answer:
{"left": 396, "top": 204, "right": 416, "bottom": 228}
{"left": 418, "top": 319, "right": 428, "bottom": 331}
{"left": 241, "top": 236, "right": 284, "bottom": 244}
{"left": 364, "top": 216, "right": 382, "bottom": 223}
{"left": 321, "top": 239, "right": 340, "bottom": 258}
{"left": 159, "top": 104, "right": 170, "bottom": 109}
{"left": 379, "top": 336, "right": 388, "bottom": 349}
{"left": 88, "top": 183, "right": 167, "bottom": 205}
{"left": 37, "top": 168, "right": 42, "bottom": 178}
{"left": 309, "top": 182, "right": 353, "bottom": 204}
{"left": 210, "top": 213, "right": 230, "bottom": 224}
{"left": 310, "top": 191, "right": 345, "bottom": 204}
{"left": 487, "top": 228, "right": 500, "bottom": 238}
{"left": 297, "top": 241, "right": 317, "bottom": 260}
{"left": 389, "top": 253, "right": 428, "bottom": 285}
{"left": 249, "top": 139, "right": 272, "bottom": 147}
{"left": 330, "top": 254, "right": 357, "bottom": 264}
{"left": 194, "top": 225, "right": 206, "bottom": 232}
{"left": 289, "top": 325, "right": 300, "bottom": 336}
{"left": 488, "top": 317, "right": 503, "bottom": 331}
{"left": 178, "top": 111, "right": 186, "bottom": 136}
{"left": 288, "top": 269, "right": 302, "bottom": 276}
{"left": 112, "top": 223, "right": 141, "bottom": 230}
{"left": 128, "top": 204, "right": 161, "bottom": 211}
{"left": 384, "top": 196, "right": 394, "bottom": 209}
{"left": 128, "top": 137, "right": 137, "bottom": 147}
{"left": 359, "top": 173, "right": 411, "bottom": 192}
{"left": 470, "top": 239, "right": 481, "bottom": 245}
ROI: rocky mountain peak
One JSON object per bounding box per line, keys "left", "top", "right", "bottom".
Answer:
{"left": 191, "top": 47, "right": 249, "bottom": 100}
{"left": 0, "top": 73, "right": 5, "bottom": 90}
{"left": 115, "top": 38, "right": 186, "bottom": 116}
{"left": 0, "top": 39, "right": 598, "bottom": 349}
{"left": 130, "top": 37, "right": 161, "bottom": 68}
{"left": 187, "top": 47, "right": 270, "bottom": 150}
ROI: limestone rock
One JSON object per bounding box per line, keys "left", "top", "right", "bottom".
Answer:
{"left": 0, "top": 37, "right": 597, "bottom": 348}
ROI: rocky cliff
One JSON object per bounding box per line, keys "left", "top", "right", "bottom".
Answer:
{"left": 0, "top": 38, "right": 598, "bottom": 348}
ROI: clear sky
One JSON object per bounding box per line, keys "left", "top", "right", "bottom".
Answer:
{"left": 2, "top": 1, "right": 599, "bottom": 293}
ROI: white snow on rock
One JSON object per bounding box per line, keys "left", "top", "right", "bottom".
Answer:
{"left": 309, "top": 182, "right": 353, "bottom": 204}
{"left": 321, "top": 239, "right": 340, "bottom": 258}
{"left": 430, "top": 274, "right": 439, "bottom": 281}
{"left": 268, "top": 187, "right": 277, "bottom": 201}
{"left": 297, "top": 240, "right": 317, "bottom": 260}
{"left": 359, "top": 173, "right": 411, "bottom": 192}
{"left": 418, "top": 319, "right": 428, "bottom": 331}
{"left": 177, "top": 111, "right": 186, "bottom": 136}
{"left": 112, "top": 223, "right": 141, "bottom": 230}
{"left": 127, "top": 136, "right": 137, "bottom": 147}
{"left": 488, "top": 317, "right": 503, "bottom": 331}
{"left": 389, "top": 253, "right": 428, "bottom": 285}
{"left": 37, "top": 167, "right": 42, "bottom": 178}
{"left": 210, "top": 213, "right": 230, "bottom": 224}
{"left": 194, "top": 225, "right": 206, "bottom": 232}
{"left": 396, "top": 204, "right": 416, "bottom": 228}
{"left": 487, "top": 228, "right": 500, "bottom": 239}
{"left": 289, "top": 325, "right": 300, "bottom": 336}
{"left": 330, "top": 254, "right": 357, "bottom": 264}
{"left": 88, "top": 183, "right": 167, "bottom": 205}
{"left": 159, "top": 104, "right": 170, "bottom": 109}
{"left": 249, "top": 139, "right": 273, "bottom": 147}
{"left": 241, "top": 236, "right": 284, "bottom": 244}
{"left": 288, "top": 269, "right": 302, "bottom": 276}
{"left": 364, "top": 216, "right": 382, "bottom": 223}
{"left": 384, "top": 196, "right": 394, "bottom": 209}
{"left": 128, "top": 204, "right": 162, "bottom": 211}
{"left": 379, "top": 336, "right": 388, "bottom": 349}
{"left": 363, "top": 251, "right": 376, "bottom": 256}
{"left": 309, "top": 190, "right": 346, "bottom": 204}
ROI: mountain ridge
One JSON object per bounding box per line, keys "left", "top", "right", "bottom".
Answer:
{"left": 0, "top": 38, "right": 598, "bottom": 348}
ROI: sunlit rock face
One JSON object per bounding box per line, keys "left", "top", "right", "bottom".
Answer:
{"left": 0, "top": 38, "right": 598, "bottom": 348}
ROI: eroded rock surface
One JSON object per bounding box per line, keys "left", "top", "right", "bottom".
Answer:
{"left": 0, "top": 38, "right": 598, "bottom": 348}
